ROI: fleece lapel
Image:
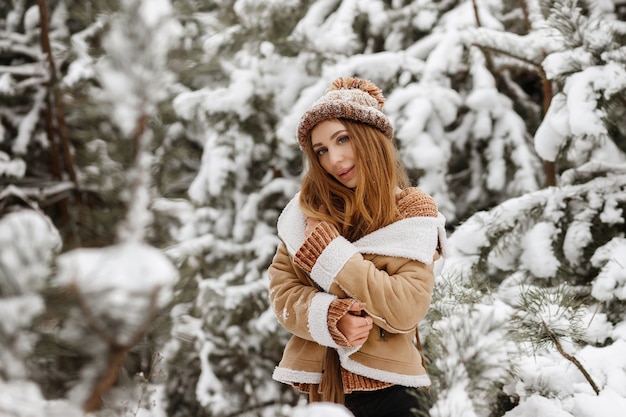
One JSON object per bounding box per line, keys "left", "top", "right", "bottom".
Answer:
{"left": 277, "top": 193, "right": 447, "bottom": 262}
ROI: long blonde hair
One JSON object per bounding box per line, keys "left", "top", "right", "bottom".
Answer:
{"left": 299, "top": 119, "right": 410, "bottom": 242}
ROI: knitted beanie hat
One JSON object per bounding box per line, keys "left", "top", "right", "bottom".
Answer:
{"left": 297, "top": 77, "right": 394, "bottom": 149}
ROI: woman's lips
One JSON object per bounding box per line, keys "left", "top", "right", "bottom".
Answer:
{"left": 338, "top": 166, "right": 354, "bottom": 180}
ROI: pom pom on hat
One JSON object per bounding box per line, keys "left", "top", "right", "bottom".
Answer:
{"left": 297, "top": 77, "right": 394, "bottom": 150}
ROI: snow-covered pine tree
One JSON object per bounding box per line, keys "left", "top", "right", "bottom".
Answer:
{"left": 534, "top": 0, "right": 626, "bottom": 169}
{"left": 0, "top": 0, "right": 79, "bottom": 236}
{"left": 424, "top": 276, "right": 519, "bottom": 417}
{"left": 2, "top": 0, "right": 624, "bottom": 416}
{"left": 440, "top": 160, "right": 626, "bottom": 416}
{"left": 56, "top": 1, "right": 182, "bottom": 413}
{"left": 0, "top": 208, "right": 85, "bottom": 416}
{"left": 433, "top": 0, "right": 626, "bottom": 415}
{"left": 1, "top": 0, "right": 182, "bottom": 415}
{"left": 275, "top": 0, "right": 545, "bottom": 226}
{"left": 159, "top": 0, "right": 622, "bottom": 415}
{"left": 159, "top": 1, "right": 314, "bottom": 416}
{"left": 1, "top": 2, "right": 85, "bottom": 414}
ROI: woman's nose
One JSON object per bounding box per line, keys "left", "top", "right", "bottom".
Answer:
{"left": 329, "top": 148, "right": 344, "bottom": 164}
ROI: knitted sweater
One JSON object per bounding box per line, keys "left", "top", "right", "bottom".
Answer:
{"left": 269, "top": 187, "right": 447, "bottom": 394}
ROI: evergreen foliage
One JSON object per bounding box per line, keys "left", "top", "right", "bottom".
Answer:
{"left": 0, "top": 0, "right": 625, "bottom": 416}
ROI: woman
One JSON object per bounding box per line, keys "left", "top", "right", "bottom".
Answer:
{"left": 268, "top": 77, "right": 447, "bottom": 417}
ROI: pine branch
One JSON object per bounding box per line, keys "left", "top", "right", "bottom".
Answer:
{"left": 467, "top": 42, "right": 557, "bottom": 186}
{"left": 470, "top": 44, "right": 540, "bottom": 72}
{"left": 541, "top": 319, "right": 600, "bottom": 395}
{"left": 117, "top": 111, "right": 151, "bottom": 243}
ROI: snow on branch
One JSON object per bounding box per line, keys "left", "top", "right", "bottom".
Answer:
{"left": 0, "top": 62, "right": 46, "bottom": 77}
{"left": 96, "top": 0, "right": 182, "bottom": 137}
{"left": 0, "top": 151, "right": 26, "bottom": 179}
{"left": 55, "top": 243, "right": 178, "bottom": 346}
{"left": 93, "top": 0, "right": 182, "bottom": 243}
{"left": 13, "top": 87, "right": 46, "bottom": 155}
{"left": 443, "top": 167, "right": 626, "bottom": 284}
{"left": 0, "top": 209, "right": 61, "bottom": 381}
{"left": 535, "top": 63, "right": 626, "bottom": 163}
{"left": 0, "top": 209, "right": 61, "bottom": 295}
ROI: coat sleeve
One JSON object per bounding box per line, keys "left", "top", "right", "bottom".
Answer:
{"left": 334, "top": 253, "right": 436, "bottom": 334}
{"left": 268, "top": 243, "right": 348, "bottom": 348}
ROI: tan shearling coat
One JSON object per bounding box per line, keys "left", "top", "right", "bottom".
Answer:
{"left": 268, "top": 190, "right": 447, "bottom": 388}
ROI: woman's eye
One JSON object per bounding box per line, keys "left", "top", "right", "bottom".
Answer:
{"left": 316, "top": 148, "right": 328, "bottom": 156}
{"left": 338, "top": 135, "right": 349, "bottom": 144}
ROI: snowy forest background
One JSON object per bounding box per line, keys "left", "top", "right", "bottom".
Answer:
{"left": 1, "top": 0, "right": 625, "bottom": 416}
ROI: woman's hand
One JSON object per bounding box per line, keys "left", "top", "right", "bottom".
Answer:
{"left": 304, "top": 215, "right": 321, "bottom": 236}
{"left": 304, "top": 205, "right": 326, "bottom": 236}
{"left": 337, "top": 302, "right": 373, "bottom": 347}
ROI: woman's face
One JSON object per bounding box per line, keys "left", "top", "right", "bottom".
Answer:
{"left": 310, "top": 119, "right": 358, "bottom": 188}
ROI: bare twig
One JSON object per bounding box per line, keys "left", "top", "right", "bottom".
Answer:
{"left": 518, "top": 0, "right": 532, "bottom": 33}
{"left": 539, "top": 56, "right": 556, "bottom": 187}
{"left": 84, "top": 345, "right": 131, "bottom": 413}
{"left": 127, "top": 352, "right": 165, "bottom": 416}
{"left": 81, "top": 285, "right": 162, "bottom": 412}
{"left": 37, "top": 0, "right": 83, "bottom": 245}
{"left": 37, "top": 0, "right": 79, "bottom": 184}
{"left": 70, "top": 282, "right": 117, "bottom": 346}
{"left": 470, "top": 0, "right": 497, "bottom": 77}
{"left": 542, "top": 320, "right": 600, "bottom": 395}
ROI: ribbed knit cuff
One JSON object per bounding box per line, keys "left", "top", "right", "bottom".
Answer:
{"left": 397, "top": 189, "right": 438, "bottom": 218}
{"left": 294, "top": 222, "right": 340, "bottom": 273}
{"left": 341, "top": 368, "right": 394, "bottom": 393}
{"left": 327, "top": 298, "right": 355, "bottom": 348}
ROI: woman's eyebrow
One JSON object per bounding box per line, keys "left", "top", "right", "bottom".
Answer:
{"left": 330, "top": 130, "right": 348, "bottom": 140}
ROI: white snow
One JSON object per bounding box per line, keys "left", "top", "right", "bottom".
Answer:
{"left": 520, "top": 222, "right": 561, "bottom": 278}
{"left": 55, "top": 242, "right": 178, "bottom": 346}
{"left": 0, "top": 209, "right": 62, "bottom": 293}
{"left": 292, "top": 402, "right": 354, "bottom": 417}
{"left": 97, "top": 0, "right": 181, "bottom": 136}
{"left": 0, "top": 152, "right": 26, "bottom": 178}
{"left": 292, "top": 0, "right": 360, "bottom": 54}
{"left": 504, "top": 394, "right": 573, "bottom": 417}
{"left": 591, "top": 238, "right": 626, "bottom": 301}
{"left": 13, "top": 88, "right": 46, "bottom": 155}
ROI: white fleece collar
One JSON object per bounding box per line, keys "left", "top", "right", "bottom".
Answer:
{"left": 277, "top": 192, "right": 447, "bottom": 264}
